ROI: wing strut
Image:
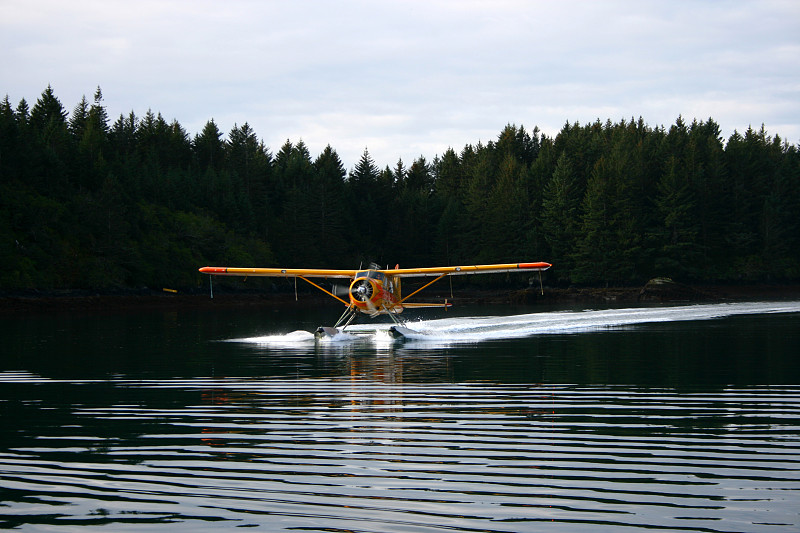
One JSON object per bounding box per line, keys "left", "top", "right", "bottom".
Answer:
{"left": 398, "top": 273, "right": 447, "bottom": 305}
{"left": 297, "top": 275, "right": 350, "bottom": 306}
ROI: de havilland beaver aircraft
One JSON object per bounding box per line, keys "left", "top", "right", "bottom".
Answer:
{"left": 199, "top": 261, "right": 551, "bottom": 338}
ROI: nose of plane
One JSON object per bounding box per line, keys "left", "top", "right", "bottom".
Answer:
{"left": 349, "top": 278, "right": 374, "bottom": 305}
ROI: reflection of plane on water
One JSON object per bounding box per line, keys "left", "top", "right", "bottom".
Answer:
{"left": 199, "top": 261, "right": 551, "bottom": 338}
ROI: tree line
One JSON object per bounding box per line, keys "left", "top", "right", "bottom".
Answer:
{"left": 1, "top": 85, "right": 799, "bottom": 291}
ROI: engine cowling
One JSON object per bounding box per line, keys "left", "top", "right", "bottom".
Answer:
{"left": 349, "top": 278, "right": 375, "bottom": 304}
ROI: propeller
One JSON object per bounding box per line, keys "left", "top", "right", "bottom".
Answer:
{"left": 351, "top": 279, "right": 374, "bottom": 302}
{"left": 331, "top": 283, "right": 349, "bottom": 296}
{"left": 351, "top": 278, "right": 380, "bottom": 316}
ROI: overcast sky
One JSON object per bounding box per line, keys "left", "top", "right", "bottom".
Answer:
{"left": 3, "top": 0, "right": 799, "bottom": 170}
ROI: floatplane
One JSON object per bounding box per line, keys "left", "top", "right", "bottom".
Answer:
{"left": 199, "top": 261, "right": 551, "bottom": 339}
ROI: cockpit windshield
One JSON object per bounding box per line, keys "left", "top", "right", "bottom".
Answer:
{"left": 355, "top": 270, "right": 385, "bottom": 281}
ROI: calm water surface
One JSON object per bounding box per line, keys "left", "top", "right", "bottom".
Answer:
{"left": 1, "top": 301, "right": 800, "bottom": 532}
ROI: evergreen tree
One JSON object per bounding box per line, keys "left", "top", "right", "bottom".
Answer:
{"left": 653, "top": 155, "right": 701, "bottom": 278}
{"left": 691, "top": 120, "right": 728, "bottom": 271}
{"left": 68, "top": 96, "right": 89, "bottom": 138}
{"left": 431, "top": 149, "right": 466, "bottom": 265}
{"left": 68, "top": 96, "right": 93, "bottom": 189}
{"left": 393, "top": 158, "right": 406, "bottom": 186}
{"left": 347, "top": 148, "right": 388, "bottom": 262}
{"left": 434, "top": 196, "right": 465, "bottom": 265}
{"left": 15, "top": 98, "right": 30, "bottom": 125}
{"left": 30, "top": 85, "right": 68, "bottom": 136}
{"left": 525, "top": 135, "right": 557, "bottom": 245}
{"left": 724, "top": 128, "right": 763, "bottom": 277}
{"left": 496, "top": 124, "right": 539, "bottom": 167}
{"left": 573, "top": 135, "right": 643, "bottom": 285}
{"left": 389, "top": 157, "right": 440, "bottom": 266}
{"left": 108, "top": 111, "right": 140, "bottom": 193}
{"left": 313, "top": 145, "right": 351, "bottom": 265}
{"left": 349, "top": 148, "right": 380, "bottom": 188}
{"left": 227, "top": 123, "right": 263, "bottom": 194}
{"left": 273, "top": 140, "right": 316, "bottom": 264}
{"left": 194, "top": 119, "right": 225, "bottom": 172}
{"left": 573, "top": 156, "right": 614, "bottom": 283}
{"left": 432, "top": 147, "right": 462, "bottom": 197}
{"left": 0, "top": 96, "right": 18, "bottom": 183}
{"left": 484, "top": 152, "right": 529, "bottom": 261}
{"left": 167, "top": 119, "right": 192, "bottom": 170}
{"left": 136, "top": 110, "right": 167, "bottom": 176}
{"left": 29, "top": 85, "right": 72, "bottom": 187}
{"left": 541, "top": 152, "right": 581, "bottom": 280}
{"left": 461, "top": 143, "right": 495, "bottom": 261}
{"left": 226, "top": 123, "right": 271, "bottom": 233}
{"left": 759, "top": 137, "right": 800, "bottom": 278}
{"left": 405, "top": 156, "right": 432, "bottom": 192}
{"left": 68, "top": 88, "right": 110, "bottom": 190}
{"left": 85, "top": 87, "right": 109, "bottom": 169}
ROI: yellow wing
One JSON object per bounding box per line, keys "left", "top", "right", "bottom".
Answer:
{"left": 379, "top": 262, "right": 551, "bottom": 278}
{"left": 199, "top": 262, "right": 551, "bottom": 279}
{"left": 199, "top": 267, "right": 357, "bottom": 279}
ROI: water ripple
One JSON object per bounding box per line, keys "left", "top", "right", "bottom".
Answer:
{"left": 2, "top": 377, "right": 799, "bottom": 531}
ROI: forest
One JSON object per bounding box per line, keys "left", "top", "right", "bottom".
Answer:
{"left": 1, "top": 85, "right": 799, "bottom": 292}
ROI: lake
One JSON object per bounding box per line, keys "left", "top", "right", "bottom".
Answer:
{"left": 1, "top": 300, "right": 800, "bottom": 532}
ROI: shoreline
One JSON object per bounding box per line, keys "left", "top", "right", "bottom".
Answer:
{"left": 2, "top": 283, "right": 800, "bottom": 314}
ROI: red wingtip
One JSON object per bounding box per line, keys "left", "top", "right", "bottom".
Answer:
{"left": 519, "top": 262, "right": 552, "bottom": 270}
{"left": 199, "top": 267, "right": 227, "bottom": 274}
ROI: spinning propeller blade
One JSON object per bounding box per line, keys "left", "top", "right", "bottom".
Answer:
{"left": 331, "top": 283, "right": 349, "bottom": 296}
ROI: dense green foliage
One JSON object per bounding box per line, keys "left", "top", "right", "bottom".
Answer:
{"left": 2, "top": 86, "right": 799, "bottom": 290}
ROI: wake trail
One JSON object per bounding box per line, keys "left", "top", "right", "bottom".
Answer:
{"left": 230, "top": 301, "right": 800, "bottom": 348}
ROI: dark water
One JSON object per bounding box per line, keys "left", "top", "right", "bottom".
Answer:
{"left": 2, "top": 301, "right": 800, "bottom": 532}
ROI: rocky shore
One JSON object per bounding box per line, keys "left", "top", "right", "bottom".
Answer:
{"left": 2, "top": 279, "right": 799, "bottom": 314}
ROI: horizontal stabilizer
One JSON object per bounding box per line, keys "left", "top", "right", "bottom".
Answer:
{"left": 401, "top": 302, "right": 453, "bottom": 309}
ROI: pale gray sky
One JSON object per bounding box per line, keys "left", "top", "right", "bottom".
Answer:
{"left": 2, "top": 0, "right": 799, "bottom": 170}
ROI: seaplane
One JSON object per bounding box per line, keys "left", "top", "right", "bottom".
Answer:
{"left": 198, "top": 261, "right": 551, "bottom": 339}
